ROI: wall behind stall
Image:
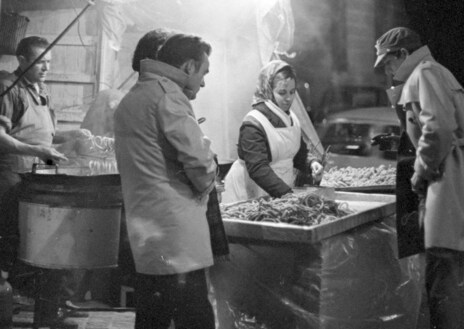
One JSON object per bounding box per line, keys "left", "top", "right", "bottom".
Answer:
{"left": 404, "top": 0, "right": 464, "bottom": 86}
{"left": 285, "top": 0, "right": 333, "bottom": 120}
{"left": 287, "top": 0, "right": 408, "bottom": 122}
{"left": 0, "top": 0, "right": 99, "bottom": 131}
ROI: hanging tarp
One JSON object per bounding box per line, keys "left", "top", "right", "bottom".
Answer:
{"left": 256, "top": 0, "right": 295, "bottom": 64}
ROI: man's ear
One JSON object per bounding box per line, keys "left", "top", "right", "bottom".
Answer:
{"left": 400, "top": 48, "right": 409, "bottom": 58}
{"left": 17, "top": 55, "right": 27, "bottom": 67}
{"left": 180, "top": 59, "right": 196, "bottom": 76}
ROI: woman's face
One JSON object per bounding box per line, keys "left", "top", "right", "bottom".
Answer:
{"left": 272, "top": 73, "right": 296, "bottom": 112}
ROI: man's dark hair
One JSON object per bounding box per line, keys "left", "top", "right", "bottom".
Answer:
{"left": 16, "top": 36, "right": 50, "bottom": 60}
{"left": 157, "top": 33, "right": 212, "bottom": 70}
{"left": 132, "top": 29, "right": 171, "bottom": 72}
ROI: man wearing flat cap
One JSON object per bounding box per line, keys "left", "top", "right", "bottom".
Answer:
{"left": 374, "top": 26, "right": 464, "bottom": 329}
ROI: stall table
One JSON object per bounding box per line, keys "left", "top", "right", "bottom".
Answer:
{"left": 214, "top": 189, "right": 421, "bottom": 329}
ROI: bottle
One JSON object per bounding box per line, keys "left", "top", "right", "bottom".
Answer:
{"left": 0, "top": 271, "right": 13, "bottom": 329}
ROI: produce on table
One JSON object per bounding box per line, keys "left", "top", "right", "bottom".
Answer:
{"left": 221, "top": 192, "right": 353, "bottom": 226}
{"left": 320, "top": 165, "right": 396, "bottom": 188}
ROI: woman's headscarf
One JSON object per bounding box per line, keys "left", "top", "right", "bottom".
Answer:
{"left": 252, "top": 59, "right": 295, "bottom": 106}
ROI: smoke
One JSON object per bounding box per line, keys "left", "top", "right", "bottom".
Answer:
{"left": 116, "top": 0, "right": 295, "bottom": 162}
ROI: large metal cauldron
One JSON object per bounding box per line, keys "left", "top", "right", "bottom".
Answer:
{"left": 18, "top": 168, "right": 122, "bottom": 269}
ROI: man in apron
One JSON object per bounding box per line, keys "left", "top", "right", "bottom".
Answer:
{"left": 0, "top": 36, "right": 70, "bottom": 271}
{"left": 0, "top": 38, "right": 87, "bottom": 320}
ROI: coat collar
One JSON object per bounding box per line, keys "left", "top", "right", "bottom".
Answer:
{"left": 394, "top": 45, "right": 435, "bottom": 82}
{"left": 139, "top": 59, "right": 189, "bottom": 90}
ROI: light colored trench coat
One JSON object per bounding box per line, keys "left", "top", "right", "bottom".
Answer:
{"left": 396, "top": 46, "right": 464, "bottom": 251}
{"left": 114, "top": 59, "right": 217, "bottom": 275}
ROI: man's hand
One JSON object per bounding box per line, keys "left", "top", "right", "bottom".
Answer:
{"left": 410, "top": 172, "right": 427, "bottom": 196}
{"left": 371, "top": 133, "right": 400, "bottom": 151}
{"left": 0, "top": 126, "right": 67, "bottom": 163}
{"left": 36, "top": 145, "right": 68, "bottom": 164}
{"left": 53, "top": 129, "right": 93, "bottom": 157}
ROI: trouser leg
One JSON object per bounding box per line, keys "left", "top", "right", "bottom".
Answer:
{"left": 425, "top": 247, "right": 464, "bottom": 329}
{"left": 134, "top": 273, "right": 174, "bottom": 329}
{"left": 135, "top": 269, "right": 215, "bottom": 329}
{"left": 175, "top": 269, "right": 215, "bottom": 329}
{"left": 0, "top": 175, "right": 20, "bottom": 272}
{"left": 209, "top": 262, "right": 236, "bottom": 329}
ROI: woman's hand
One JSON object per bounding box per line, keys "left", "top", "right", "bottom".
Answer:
{"left": 311, "top": 161, "right": 324, "bottom": 184}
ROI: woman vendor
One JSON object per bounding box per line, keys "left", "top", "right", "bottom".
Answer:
{"left": 222, "top": 59, "right": 323, "bottom": 203}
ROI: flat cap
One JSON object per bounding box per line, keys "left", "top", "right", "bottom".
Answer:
{"left": 374, "top": 27, "right": 422, "bottom": 68}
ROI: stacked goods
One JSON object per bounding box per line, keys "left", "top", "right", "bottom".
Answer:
{"left": 221, "top": 192, "right": 353, "bottom": 226}
{"left": 87, "top": 158, "right": 118, "bottom": 175}
{"left": 321, "top": 165, "right": 396, "bottom": 188}
{"left": 75, "top": 129, "right": 115, "bottom": 155}
{"left": 57, "top": 129, "right": 118, "bottom": 175}
{"left": 76, "top": 129, "right": 118, "bottom": 175}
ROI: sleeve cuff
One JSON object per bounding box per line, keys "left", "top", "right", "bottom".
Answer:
{"left": 0, "top": 115, "right": 12, "bottom": 133}
{"left": 414, "top": 157, "right": 441, "bottom": 181}
{"left": 196, "top": 179, "right": 216, "bottom": 202}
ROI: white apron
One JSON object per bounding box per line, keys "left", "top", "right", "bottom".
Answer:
{"left": 1, "top": 89, "right": 55, "bottom": 173}
{"left": 223, "top": 104, "right": 301, "bottom": 203}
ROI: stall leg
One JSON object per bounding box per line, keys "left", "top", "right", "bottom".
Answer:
{"left": 32, "top": 269, "right": 80, "bottom": 329}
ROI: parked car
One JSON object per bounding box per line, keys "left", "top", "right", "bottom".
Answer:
{"left": 314, "top": 85, "right": 389, "bottom": 123}
{"left": 318, "top": 106, "right": 400, "bottom": 169}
